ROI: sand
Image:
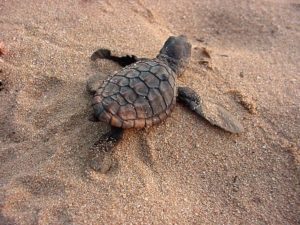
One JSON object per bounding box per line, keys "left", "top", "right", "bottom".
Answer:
{"left": 0, "top": 0, "right": 299, "bottom": 224}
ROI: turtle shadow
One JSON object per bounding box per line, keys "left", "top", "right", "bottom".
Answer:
{"left": 137, "top": 132, "right": 155, "bottom": 168}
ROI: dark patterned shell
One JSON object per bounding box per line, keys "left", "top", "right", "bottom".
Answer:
{"left": 92, "top": 60, "right": 176, "bottom": 128}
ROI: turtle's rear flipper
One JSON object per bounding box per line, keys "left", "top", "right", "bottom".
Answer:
{"left": 91, "top": 48, "right": 141, "bottom": 67}
{"left": 88, "top": 127, "right": 124, "bottom": 173}
{"left": 177, "top": 87, "right": 244, "bottom": 134}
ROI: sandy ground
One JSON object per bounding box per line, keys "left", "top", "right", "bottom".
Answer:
{"left": 0, "top": 0, "right": 299, "bottom": 224}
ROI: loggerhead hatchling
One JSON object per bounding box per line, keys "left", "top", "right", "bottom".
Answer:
{"left": 87, "top": 35, "right": 244, "bottom": 172}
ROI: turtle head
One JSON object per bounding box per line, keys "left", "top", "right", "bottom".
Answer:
{"left": 157, "top": 35, "right": 191, "bottom": 76}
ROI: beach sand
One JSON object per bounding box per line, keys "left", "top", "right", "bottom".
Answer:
{"left": 0, "top": 0, "right": 299, "bottom": 224}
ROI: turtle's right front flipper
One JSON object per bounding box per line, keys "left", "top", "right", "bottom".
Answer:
{"left": 88, "top": 127, "right": 124, "bottom": 173}
{"left": 91, "top": 48, "right": 146, "bottom": 67}
{"left": 177, "top": 87, "right": 244, "bottom": 134}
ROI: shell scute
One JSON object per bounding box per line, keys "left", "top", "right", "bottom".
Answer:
{"left": 102, "top": 82, "right": 120, "bottom": 97}
{"left": 148, "top": 89, "right": 166, "bottom": 115}
{"left": 141, "top": 72, "right": 160, "bottom": 88}
{"left": 118, "top": 104, "right": 137, "bottom": 120}
{"left": 120, "top": 86, "right": 138, "bottom": 103}
{"left": 129, "top": 78, "right": 149, "bottom": 96}
{"left": 102, "top": 97, "right": 120, "bottom": 115}
{"left": 134, "top": 96, "right": 153, "bottom": 119}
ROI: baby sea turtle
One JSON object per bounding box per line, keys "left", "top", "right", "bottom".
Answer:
{"left": 87, "top": 35, "right": 244, "bottom": 172}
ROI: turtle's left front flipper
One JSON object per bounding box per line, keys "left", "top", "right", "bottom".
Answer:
{"left": 91, "top": 48, "right": 147, "bottom": 67}
{"left": 177, "top": 87, "right": 244, "bottom": 134}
